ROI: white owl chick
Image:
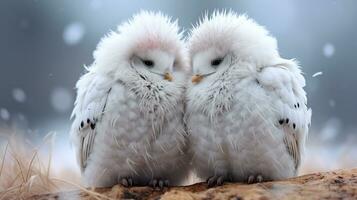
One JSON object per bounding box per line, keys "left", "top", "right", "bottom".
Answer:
{"left": 186, "top": 11, "right": 312, "bottom": 186}
{"left": 70, "top": 11, "right": 189, "bottom": 188}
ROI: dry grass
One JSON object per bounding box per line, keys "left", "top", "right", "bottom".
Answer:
{"left": 0, "top": 131, "right": 61, "bottom": 199}
{"left": 0, "top": 129, "right": 122, "bottom": 200}
{"left": 0, "top": 129, "right": 104, "bottom": 200}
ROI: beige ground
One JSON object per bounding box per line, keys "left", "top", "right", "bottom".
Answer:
{"left": 28, "top": 168, "right": 357, "bottom": 200}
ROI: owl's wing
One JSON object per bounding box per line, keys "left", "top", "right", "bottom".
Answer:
{"left": 70, "top": 70, "right": 113, "bottom": 172}
{"left": 257, "top": 59, "right": 312, "bottom": 170}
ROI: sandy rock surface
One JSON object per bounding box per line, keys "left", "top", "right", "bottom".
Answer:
{"left": 30, "top": 168, "right": 357, "bottom": 200}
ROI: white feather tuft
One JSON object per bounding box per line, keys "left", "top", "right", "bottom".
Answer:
{"left": 189, "top": 10, "right": 280, "bottom": 68}
{"left": 91, "top": 10, "right": 187, "bottom": 74}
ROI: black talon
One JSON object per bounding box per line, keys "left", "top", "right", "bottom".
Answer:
{"left": 293, "top": 123, "right": 296, "bottom": 129}
{"left": 80, "top": 121, "right": 84, "bottom": 128}
{"left": 297, "top": 103, "right": 300, "bottom": 108}
{"left": 152, "top": 180, "right": 157, "bottom": 188}
{"left": 286, "top": 118, "right": 289, "bottom": 123}
{"left": 164, "top": 180, "right": 169, "bottom": 187}
{"left": 159, "top": 180, "right": 164, "bottom": 189}
{"left": 294, "top": 104, "right": 297, "bottom": 108}
{"left": 87, "top": 118, "right": 90, "bottom": 123}
{"left": 121, "top": 178, "right": 129, "bottom": 187}
{"left": 279, "top": 119, "right": 284, "bottom": 125}
{"left": 128, "top": 178, "right": 133, "bottom": 186}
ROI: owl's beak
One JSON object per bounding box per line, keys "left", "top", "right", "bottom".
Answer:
{"left": 164, "top": 72, "right": 173, "bottom": 81}
{"left": 192, "top": 74, "right": 203, "bottom": 84}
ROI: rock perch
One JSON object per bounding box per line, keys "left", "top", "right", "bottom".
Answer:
{"left": 30, "top": 168, "right": 357, "bottom": 200}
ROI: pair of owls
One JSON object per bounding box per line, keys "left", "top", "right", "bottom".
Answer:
{"left": 70, "top": 11, "right": 311, "bottom": 188}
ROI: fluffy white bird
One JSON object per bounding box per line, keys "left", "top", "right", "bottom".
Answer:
{"left": 185, "top": 11, "right": 312, "bottom": 186}
{"left": 70, "top": 11, "right": 189, "bottom": 188}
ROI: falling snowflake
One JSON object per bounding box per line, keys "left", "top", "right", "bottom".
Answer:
{"left": 320, "top": 118, "right": 341, "bottom": 142}
{"left": 312, "top": 71, "right": 323, "bottom": 77}
{"left": 329, "top": 99, "right": 336, "bottom": 108}
{"left": 12, "top": 88, "right": 26, "bottom": 103}
{"left": 51, "top": 87, "right": 73, "bottom": 113}
{"left": 0, "top": 108, "right": 10, "bottom": 120}
{"left": 323, "top": 43, "right": 335, "bottom": 58}
{"left": 63, "top": 22, "right": 85, "bottom": 46}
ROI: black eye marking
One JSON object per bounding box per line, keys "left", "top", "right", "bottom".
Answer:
{"left": 211, "top": 58, "right": 223, "bottom": 66}
{"left": 142, "top": 59, "right": 154, "bottom": 68}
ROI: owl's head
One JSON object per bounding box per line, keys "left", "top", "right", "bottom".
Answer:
{"left": 188, "top": 11, "right": 280, "bottom": 84}
{"left": 92, "top": 10, "right": 187, "bottom": 82}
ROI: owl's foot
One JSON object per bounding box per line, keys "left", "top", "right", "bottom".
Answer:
{"left": 247, "top": 174, "right": 263, "bottom": 184}
{"left": 148, "top": 179, "right": 169, "bottom": 190}
{"left": 120, "top": 177, "right": 133, "bottom": 187}
{"left": 207, "top": 175, "right": 226, "bottom": 187}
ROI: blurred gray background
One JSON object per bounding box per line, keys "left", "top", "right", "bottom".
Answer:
{"left": 0, "top": 0, "right": 356, "bottom": 172}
